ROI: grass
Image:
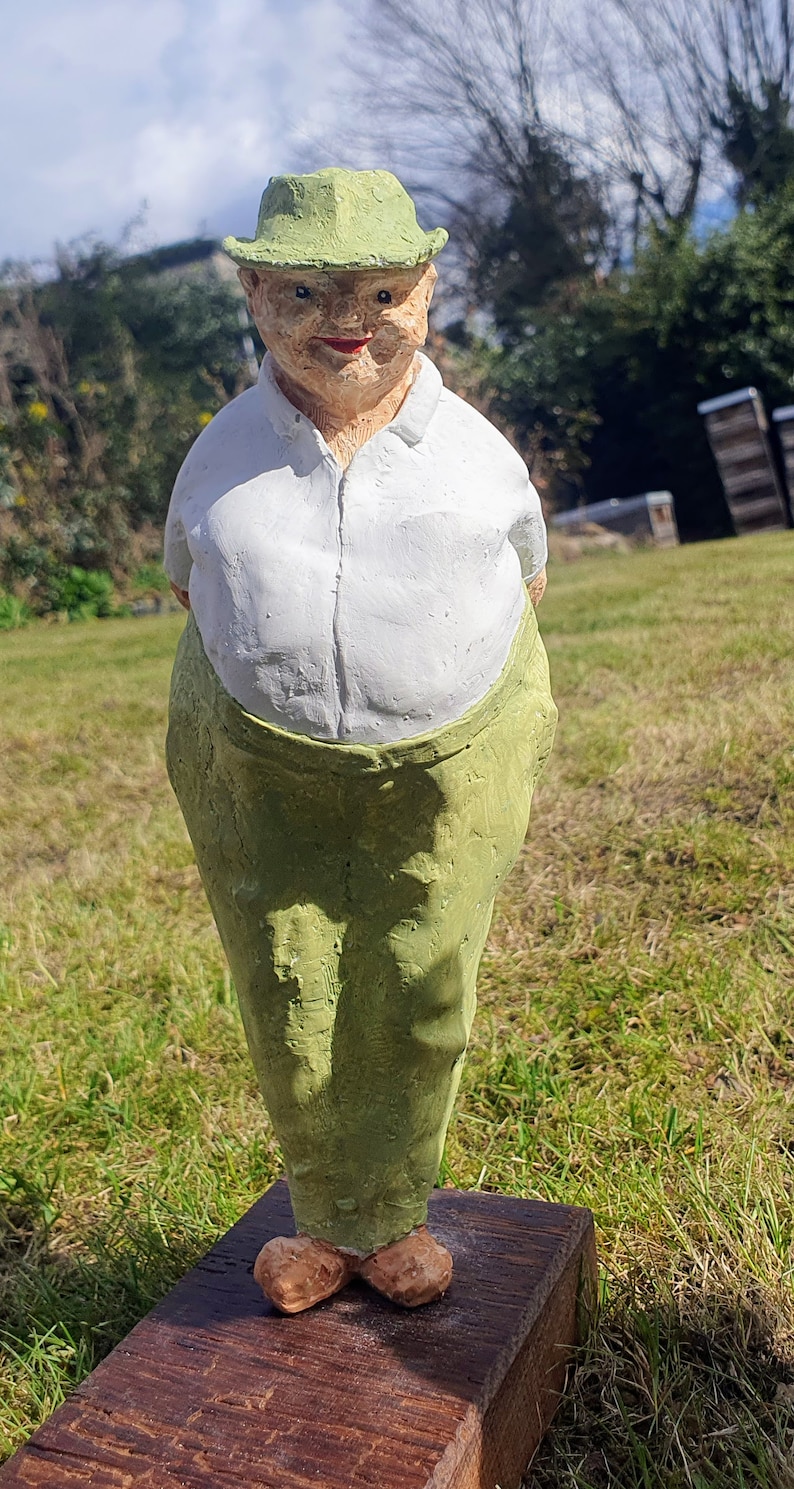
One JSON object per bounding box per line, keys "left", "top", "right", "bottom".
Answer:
{"left": 1, "top": 531, "right": 793, "bottom": 1485}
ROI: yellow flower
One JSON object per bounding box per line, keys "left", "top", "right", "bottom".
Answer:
{"left": 76, "top": 380, "right": 92, "bottom": 395}
{"left": 198, "top": 411, "right": 214, "bottom": 428}
{"left": 14, "top": 494, "right": 27, "bottom": 507}
{"left": 28, "top": 401, "right": 48, "bottom": 423}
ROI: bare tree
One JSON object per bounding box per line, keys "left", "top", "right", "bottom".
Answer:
{"left": 568, "top": 0, "right": 794, "bottom": 242}
{"left": 350, "top": 0, "right": 553, "bottom": 189}
{"left": 348, "top": 0, "right": 794, "bottom": 266}
{"left": 345, "top": 0, "right": 609, "bottom": 304}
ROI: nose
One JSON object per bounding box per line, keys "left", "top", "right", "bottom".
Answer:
{"left": 329, "top": 292, "right": 362, "bottom": 330}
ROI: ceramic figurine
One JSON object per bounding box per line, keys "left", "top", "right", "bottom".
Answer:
{"left": 164, "top": 169, "right": 556, "bottom": 1314}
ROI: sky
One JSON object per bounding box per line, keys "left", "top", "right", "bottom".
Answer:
{"left": 0, "top": 0, "right": 736, "bottom": 269}
{"left": 0, "top": 0, "right": 358, "bottom": 263}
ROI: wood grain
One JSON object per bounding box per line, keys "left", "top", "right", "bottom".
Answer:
{"left": 0, "top": 1183, "right": 596, "bottom": 1489}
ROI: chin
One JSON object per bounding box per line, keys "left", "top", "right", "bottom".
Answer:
{"left": 298, "top": 350, "right": 400, "bottom": 390}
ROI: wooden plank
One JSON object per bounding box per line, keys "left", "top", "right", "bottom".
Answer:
{"left": 707, "top": 406, "right": 760, "bottom": 434}
{"left": 727, "top": 494, "right": 790, "bottom": 519}
{"left": 0, "top": 1183, "right": 596, "bottom": 1489}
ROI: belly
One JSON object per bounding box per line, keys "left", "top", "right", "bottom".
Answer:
{"left": 188, "top": 526, "right": 526, "bottom": 744}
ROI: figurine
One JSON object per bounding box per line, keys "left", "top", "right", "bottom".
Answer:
{"left": 164, "top": 169, "right": 556, "bottom": 1314}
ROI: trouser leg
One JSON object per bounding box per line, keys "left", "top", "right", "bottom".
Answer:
{"left": 293, "top": 738, "right": 541, "bottom": 1252}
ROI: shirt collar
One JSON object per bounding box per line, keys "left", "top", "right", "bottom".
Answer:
{"left": 257, "top": 350, "right": 442, "bottom": 449}
{"left": 389, "top": 352, "right": 443, "bottom": 446}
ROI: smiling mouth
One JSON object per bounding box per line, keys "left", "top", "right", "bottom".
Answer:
{"left": 318, "top": 336, "right": 373, "bottom": 355}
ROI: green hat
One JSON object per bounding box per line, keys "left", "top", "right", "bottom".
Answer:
{"left": 222, "top": 168, "right": 448, "bottom": 271}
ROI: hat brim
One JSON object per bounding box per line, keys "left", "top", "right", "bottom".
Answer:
{"left": 222, "top": 227, "right": 448, "bottom": 270}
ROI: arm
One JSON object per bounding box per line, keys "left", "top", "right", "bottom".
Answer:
{"left": 170, "top": 580, "right": 191, "bottom": 611}
{"left": 164, "top": 473, "right": 193, "bottom": 610}
{"left": 509, "top": 470, "right": 548, "bottom": 605}
{"left": 527, "top": 567, "right": 547, "bottom": 608}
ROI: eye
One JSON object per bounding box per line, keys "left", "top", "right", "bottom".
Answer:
{"left": 377, "top": 289, "right": 392, "bottom": 304}
{"left": 295, "top": 285, "right": 312, "bottom": 300}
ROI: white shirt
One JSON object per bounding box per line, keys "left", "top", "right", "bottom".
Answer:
{"left": 164, "top": 352, "right": 547, "bottom": 745}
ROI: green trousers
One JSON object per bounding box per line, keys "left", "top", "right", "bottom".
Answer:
{"left": 166, "top": 606, "right": 556, "bottom": 1252}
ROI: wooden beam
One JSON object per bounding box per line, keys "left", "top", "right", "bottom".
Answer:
{"left": 0, "top": 1182, "right": 596, "bottom": 1489}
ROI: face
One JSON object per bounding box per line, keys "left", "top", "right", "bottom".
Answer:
{"left": 240, "top": 263, "right": 437, "bottom": 414}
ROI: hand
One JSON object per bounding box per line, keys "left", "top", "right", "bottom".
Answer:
{"left": 527, "top": 567, "right": 547, "bottom": 608}
{"left": 170, "top": 580, "right": 191, "bottom": 611}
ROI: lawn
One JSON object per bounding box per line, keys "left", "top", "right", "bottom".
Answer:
{"left": 1, "top": 532, "right": 793, "bottom": 1486}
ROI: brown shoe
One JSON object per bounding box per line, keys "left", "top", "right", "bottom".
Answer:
{"left": 253, "top": 1234, "right": 356, "bottom": 1314}
{"left": 359, "top": 1226, "right": 453, "bottom": 1308}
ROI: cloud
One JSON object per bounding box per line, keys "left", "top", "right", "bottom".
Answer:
{"left": 0, "top": 0, "right": 352, "bottom": 261}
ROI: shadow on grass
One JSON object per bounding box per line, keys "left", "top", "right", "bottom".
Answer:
{"left": 531, "top": 1269, "right": 794, "bottom": 1489}
{"left": 0, "top": 1173, "right": 216, "bottom": 1459}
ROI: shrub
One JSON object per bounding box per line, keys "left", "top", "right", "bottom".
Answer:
{"left": 57, "top": 567, "right": 116, "bottom": 621}
{"left": 131, "top": 561, "right": 171, "bottom": 596}
{"left": 0, "top": 592, "right": 30, "bottom": 630}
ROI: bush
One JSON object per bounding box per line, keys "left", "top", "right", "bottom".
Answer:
{"left": 57, "top": 567, "right": 116, "bottom": 621}
{"left": 0, "top": 240, "right": 254, "bottom": 602}
{"left": 0, "top": 592, "right": 30, "bottom": 630}
{"left": 466, "top": 186, "right": 794, "bottom": 538}
{"left": 131, "top": 561, "right": 171, "bottom": 597}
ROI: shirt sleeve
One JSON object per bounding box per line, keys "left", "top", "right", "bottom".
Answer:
{"left": 163, "top": 474, "right": 193, "bottom": 590}
{"left": 508, "top": 475, "right": 548, "bottom": 582}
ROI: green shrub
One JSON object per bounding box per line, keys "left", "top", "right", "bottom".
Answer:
{"left": 132, "top": 561, "right": 171, "bottom": 596}
{"left": 0, "top": 592, "right": 30, "bottom": 630}
{"left": 57, "top": 567, "right": 116, "bottom": 621}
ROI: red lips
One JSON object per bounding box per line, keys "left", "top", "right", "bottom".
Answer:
{"left": 319, "top": 336, "right": 372, "bottom": 355}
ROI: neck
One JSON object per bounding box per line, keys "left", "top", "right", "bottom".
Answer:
{"left": 273, "top": 357, "right": 419, "bottom": 468}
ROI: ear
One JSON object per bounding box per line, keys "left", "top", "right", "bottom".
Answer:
{"left": 238, "top": 267, "right": 261, "bottom": 316}
{"left": 420, "top": 262, "right": 438, "bottom": 308}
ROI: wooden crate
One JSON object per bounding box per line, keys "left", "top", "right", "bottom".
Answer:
{"left": 698, "top": 388, "right": 790, "bottom": 535}
{"left": 772, "top": 405, "right": 794, "bottom": 515}
{"left": 0, "top": 1182, "right": 596, "bottom": 1489}
{"left": 551, "top": 491, "right": 679, "bottom": 547}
